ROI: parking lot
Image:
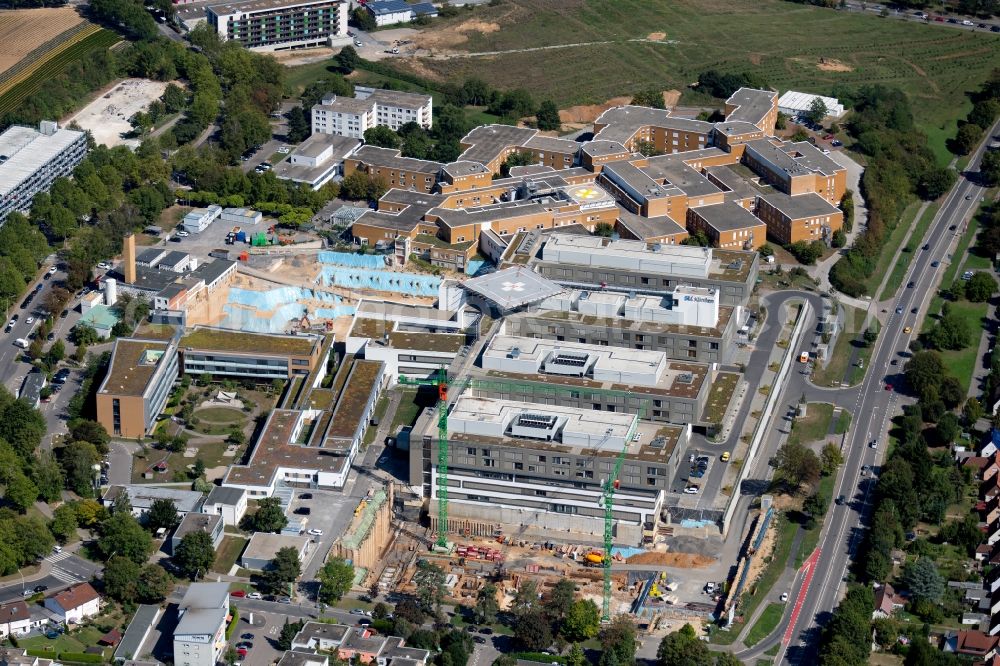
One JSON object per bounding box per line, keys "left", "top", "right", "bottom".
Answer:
{"left": 287, "top": 489, "right": 365, "bottom": 582}
{"left": 234, "top": 610, "right": 286, "bottom": 666}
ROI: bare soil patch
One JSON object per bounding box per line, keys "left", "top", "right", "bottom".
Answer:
{"left": 816, "top": 57, "right": 853, "bottom": 72}
{"left": 270, "top": 47, "right": 335, "bottom": 66}
{"left": 662, "top": 89, "right": 681, "bottom": 107}
{"left": 66, "top": 78, "right": 169, "bottom": 148}
{"left": 625, "top": 551, "right": 714, "bottom": 567}
{"left": 559, "top": 95, "right": 631, "bottom": 123}
{"left": 647, "top": 32, "right": 666, "bottom": 41}
{"left": 414, "top": 19, "right": 500, "bottom": 51}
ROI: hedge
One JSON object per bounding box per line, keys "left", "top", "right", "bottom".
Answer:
{"left": 58, "top": 652, "right": 104, "bottom": 663}
{"left": 512, "top": 653, "right": 565, "bottom": 665}
{"left": 226, "top": 606, "right": 239, "bottom": 639}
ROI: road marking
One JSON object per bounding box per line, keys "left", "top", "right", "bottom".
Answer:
{"left": 783, "top": 548, "right": 820, "bottom": 645}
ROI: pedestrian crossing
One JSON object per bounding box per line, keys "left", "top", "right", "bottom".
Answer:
{"left": 43, "top": 552, "right": 82, "bottom": 584}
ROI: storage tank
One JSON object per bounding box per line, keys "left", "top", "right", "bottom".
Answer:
{"left": 104, "top": 278, "right": 117, "bottom": 306}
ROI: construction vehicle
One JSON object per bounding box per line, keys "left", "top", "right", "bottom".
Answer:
{"left": 398, "top": 369, "right": 649, "bottom": 620}
{"left": 584, "top": 551, "right": 605, "bottom": 566}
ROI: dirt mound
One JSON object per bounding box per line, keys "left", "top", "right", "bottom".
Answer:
{"left": 625, "top": 552, "right": 714, "bottom": 567}
{"left": 415, "top": 19, "right": 500, "bottom": 50}
{"left": 662, "top": 89, "right": 681, "bottom": 107}
{"left": 817, "top": 57, "right": 853, "bottom": 72}
{"left": 647, "top": 32, "right": 666, "bottom": 41}
{"left": 559, "top": 96, "right": 631, "bottom": 124}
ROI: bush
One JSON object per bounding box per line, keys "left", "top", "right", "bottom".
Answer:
{"left": 57, "top": 653, "right": 104, "bottom": 664}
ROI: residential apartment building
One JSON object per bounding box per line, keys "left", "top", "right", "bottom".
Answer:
{"left": 173, "top": 583, "right": 229, "bottom": 666}
{"left": 754, "top": 191, "right": 844, "bottom": 245}
{"left": 206, "top": 0, "right": 347, "bottom": 50}
{"left": 96, "top": 337, "right": 179, "bottom": 439}
{"left": 291, "top": 622, "right": 430, "bottom": 666}
{"left": 479, "top": 335, "right": 716, "bottom": 426}
{"left": 686, "top": 201, "right": 767, "bottom": 250}
{"left": 408, "top": 393, "right": 686, "bottom": 542}
{"left": 179, "top": 327, "right": 325, "bottom": 379}
{"left": 0, "top": 121, "right": 86, "bottom": 222}
{"left": 311, "top": 89, "right": 432, "bottom": 138}
{"left": 530, "top": 232, "right": 759, "bottom": 307}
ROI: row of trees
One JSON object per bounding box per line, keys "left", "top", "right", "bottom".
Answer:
{"left": 829, "top": 85, "right": 958, "bottom": 296}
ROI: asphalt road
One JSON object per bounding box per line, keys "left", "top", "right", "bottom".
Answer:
{"left": 768, "top": 121, "right": 1000, "bottom": 665}
{"left": 843, "top": 2, "right": 1000, "bottom": 31}
{"left": 0, "top": 553, "right": 100, "bottom": 603}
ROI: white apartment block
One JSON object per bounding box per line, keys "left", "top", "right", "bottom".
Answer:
{"left": 311, "top": 89, "right": 432, "bottom": 139}
{"left": 0, "top": 121, "right": 86, "bottom": 223}
{"left": 173, "top": 583, "right": 230, "bottom": 666}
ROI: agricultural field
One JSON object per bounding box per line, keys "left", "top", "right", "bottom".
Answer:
{"left": 0, "top": 26, "right": 120, "bottom": 118}
{"left": 0, "top": 7, "right": 84, "bottom": 77}
{"left": 398, "top": 0, "right": 1000, "bottom": 145}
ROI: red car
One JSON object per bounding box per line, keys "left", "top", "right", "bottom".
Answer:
{"left": 823, "top": 134, "right": 834, "bottom": 140}
{"left": 237, "top": 649, "right": 248, "bottom": 658}
{"left": 230, "top": 590, "right": 246, "bottom": 598}
{"left": 885, "top": 384, "right": 893, "bottom": 391}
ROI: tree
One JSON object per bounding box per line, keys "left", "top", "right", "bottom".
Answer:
{"left": 802, "top": 491, "right": 828, "bottom": 520}
{"left": 656, "top": 624, "right": 710, "bottom": 666}
{"left": 820, "top": 442, "right": 844, "bottom": 475}
{"left": 103, "top": 555, "right": 141, "bottom": 602}
{"left": 317, "top": 557, "right": 354, "bottom": 603}
{"left": 266, "top": 546, "right": 302, "bottom": 594}
{"left": 918, "top": 167, "right": 957, "bottom": 200}
{"left": 68, "top": 419, "right": 110, "bottom": 453}
{"left": 0, "top": 399, "right": 46, "bottom": 459}
{"left": 242, "top": 496, "right": 287, "bottom": 533}
{"left": 286, "top": 106, "right": 310, "bottom": 143}
{"left": 511, "top": 579, "right": 540, "bottom": 618}
{"left": 901, "top": 557, "right": 944, "bottom": 603}
{"left": 771, "top": 441, "right": 821, "bottom": 490}
{"left": 499, "top": 151, "right": 536, "bottom": 177}
{"left": 863, "top": 326, "right": 878, "bottom": 346}
{"left": 278, "top": 618, "right": 305, "bottom": 651}
{"left": 163, "top": 84, "right": 187, "bottom": 114}
{"left": 394, "top": 598, "right": 424, "bottom": 625}
{"left": 514, "top": 608, "right": 552, "bottom": 651}
{"left": 72, "top": 499, "right": 105, "bottom": 528}
{"left": 927, "top": 303, "right": 973, "bottom": 351}
{"left": 49, "top": 503, "right": 78, "bottom": 543}
{"left": 786, "top": 240, "right": 825, "bottom": 265}
{"left": 830, "top": 228, "right": 846, "bottom": 248}
{"left": 964, "top": 397, "right": 983, "bottom": 424}
{"left": 58, "top": 440, "right": 100, "bottom": 497}
{"left": 144, "top": 498, "right": 179, "bottom": 532}
{"left": 137, "top": 563, "right": 172, "bottom": 602}
{"left": 905, "top": 350, "right": 946, "bottom": 401}
{"left": 982, "top": 150, "right": 1000, "bottom": 187}
{"left": 561, "top": 599, "right": 600, "bottom": 641}
{"left": 805, "top": 97, "right": 828, "bottom": 125}
{"left": 601, "top": 615, "right": 637, "bottom": 665}
{"left": 333, "top": 45, "right": 360, "bottom": 74}
{"left": 350, "top": 6, "right": 376, "bottom": 31}
{"left": 413, "top": 560, "right": 445, "bottom": 616}
{"left": 966, "top": 272, "right": 998, "bottom": 302}
{"left": 565, "top": 643, "right": 586, "bottom": 666}
{"left": 474, "top": 582, "right": 499, "bottom": 625}
{"left": 630, "top": 88, "right": 665, "bottom": 109}
{"left": 715, "top": 655, "right": 741, "bottom": 666}
{"left": 535, "top": 100, "right": 561, "bottom": 131}
{"left": 491, "top": 658, "right": 517, "bottom": 666}
{"left": 174, "top": 531, "right": 216, "bottom": 580}
{"left": 4, "top": 472, "right": 37, "bottom": 513}
{"left": 938, "top": 376, "right": 964, "bottom": 410}
{"left": 969, "top": 99, "right": 1000, "bottom": 130}
{"left": 545, "top": 578, "right": 576, "bottom": 621}
{"left": 363, "top": 126, "right": 401, "bottom": 149}
{"left": 952, "top": 123, "right": 984, "bottom": 155}
{"left": 98, "top": 511, "right": 153, "bottom": 564}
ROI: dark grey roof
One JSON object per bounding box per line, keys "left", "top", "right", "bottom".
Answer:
{"left": 106, "top": 266, "right": 178, "bottom": 293}
{"left": 461, "top": 266, "right": 564, "bottom": 311}
{"left": 459, "top": 125, "right": 538, "bottom": 165}
{"left": 352, "top": 145, "right": 442, "bottom": 175}
{"left": 156, "top": 282, "right": 188, "bottom": 300}
{"left": 159, "top": 251, "right": 190, "bottom": 266}
{"left": 690, "top": 201, "right": 764, "bottom": 232}
{"left": 205, "top": 485, "right": 245, "bottom": 506}
{"left": 723, "top": 88, "right": 776, "bottom": 127}
{"left": 615, "top": 209, "right": 687, "bottom": 240}
{"left": 643, "top": 155, "right": 721, "bottom": 198}
{"left": 191, "top": 259, "right": 236, "bottom": 287}
{"left": 19, "top": 370, "right": 45, "bottom": 405}
{"left": 757, "top": 192, "right": 841, "bottom": 219}
{"left": 114, "top": 605, "right": 161, "bottom": 662}
{"left": 136, "top": 248, "right": 166, "bottom": 265}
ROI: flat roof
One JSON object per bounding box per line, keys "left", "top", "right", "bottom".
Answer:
{"left": 351, "top": 145, "right": 441, "bottom": 175}
{"left": 207, "top": 0, "right": 341, "bottom": 16}
{"left": 136, "top": 248, "right": 166, "bottom": 264}
{"left": 191, "top": 259, "right": 236, "bottom": 287}
{"left": 523, "top": 302, "right": 735, "bottom": 338}
{"left": 745, "top": 138, "right": 843, "bottom": 179}
{"left": 172, "top": 512, "right": 222, "bottom": 542}
{"left": 642, "top": 155, "right": 722, "bottom": 198}
{"left": 356, "top": 299, "right": 457, "bottom": 323}
{"left": 459, "top": 124, "right": 538, "bottom": 165}
{"left": 758, "top": 191, "right": 841, "bottom": 220}
{"left": 442, "top": 161, "right": 490, "bottom": 178}
{"left": 601, "top": 160, "right": 681, "bottom": 201}
{"left": 724, "top": 87, "right": 777, "bottom": 127}
{"left": 103, "top": 485, "right": 204, "bottom": 514}
{"left": 581, "top": 140, "right": 629, "bottom": 158}
{"left": 242, "top": 532, "right": 310, "bottom": 561}
{"left": 106, "top": 265, "right": 178, "bottom": 293}
{"left": 523, "top": 135, "right": 579, "bottom": 155}
{"left": 462, "top": 265, "right": 564, "bottom": 311}
{"left": 181, "top": 327, "right": 319, "bottom": 356}
{"left": 690, "top": 201, "right": 765, "bottom": 232}
{"left": 594, "top": 106, "right": 713, "bottom": 145}
{"left": 205, "top": 485, "right": 245, "bottom": 506}
{"left": 368, "top": 88, "right": 432, "bottom": 109}
{"left": 615, "top": 209, "right": 688, "bottom": 240}
{"left": 351, "top": 318, "right": 464, "bottom": 353}
{"left": 325, "top": 360, "right": 383, "bottom": 439}
{"left": 0, "top": 123, "right": 84, "bottom": 197}
{"left": 114, "top": 605, "right": 161, "bottom": 662}
{"left": 99, "top": 338, "right": 172, "bottom": 397}
{"left": 296, "top": 133, "right": 360, "bottom": 160}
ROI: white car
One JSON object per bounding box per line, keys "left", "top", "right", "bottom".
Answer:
{"left": 25, "top": 317, "right": 34, "bottom": 325}
{"left": 47, "top": 266, "right": 57, "bottom": 276}
{"left": 307, "top": 528, "right": 323, "bottom": 536}
{"left": 246, "top": 592, "right": 262, "bottom": 600}
{"left": 821, "top": 148, "right": 831, "bottom": 155}
{"left": 354, "top": 40, "right": 362, "bottom": 47}
{"left": 780, "top": 592, "right": 789, "bottom": 602}
{"left": 176, "top": 230, "right": 190, "bottom": 237}
{"left": 277, "top": 146, "right": 290, "bottom": 154}
{"left": 97, "top": 262, "right": 110, "bottom": 270}
{"left": 683, "top": 485, "right": 699, "bottom": 495}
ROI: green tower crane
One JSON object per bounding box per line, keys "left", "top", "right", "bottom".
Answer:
{"left": 398, "top": 369, "right": 648, "bottom": 614}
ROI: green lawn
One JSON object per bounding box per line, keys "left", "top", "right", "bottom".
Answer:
{"left": 939, "top": 299, "right": 989, "bottom": 394}
{"left": 744, "top": 603, "right": 784, "bottom": 648}
{"left": 834, "top": 409, "right": 852, "bottom": 435}
{"left": 213, "top": 535, "right": 248, "bottom": 573}
{"left": 814, "top": 305, "right": 879, "bottom": 387}
{"left": 22, "top": 625, "right": 107, "bottom": 656}
{"left": 396, "top": 0, "right": 1000, "bottom": 142}
{"left": 925, "top": 218, "right": 981, "bottom": 323}
{"left": 880, "top": 202, "right": 941, "bottom": 300}
{"left": 193, "top": 407, "right": 246, "bottom": 424}
{"left": 788, "top": 403, "right": 834, "bottom": 447}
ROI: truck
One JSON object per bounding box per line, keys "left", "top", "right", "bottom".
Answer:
{"left": 799, "top": 351, "right": 810, "bottom": 363}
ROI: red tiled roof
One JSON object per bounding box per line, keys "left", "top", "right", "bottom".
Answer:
{"left": 0, "top": 601, "right": 29, "bottom": 623}
{"left": 49, "top": 582, "right": 99, "bottom": 611}
{"left": 957, "top": 630, "right": 999, "bottom": 655}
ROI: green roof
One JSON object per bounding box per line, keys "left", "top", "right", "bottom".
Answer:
{"left": 79, "top": 304, "right": 120, "bottom": 331}
{"left": 180, "top": 327, "right": 318, "bottom": 356}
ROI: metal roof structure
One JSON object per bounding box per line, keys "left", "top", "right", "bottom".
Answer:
{"left": 461, "top": 266, "right": 563, "bottom": 311}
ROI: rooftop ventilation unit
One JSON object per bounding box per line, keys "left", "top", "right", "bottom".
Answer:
{"left": 648, "top": 436, "right": 667, "bottom": 450}
{"left": 507, "top": 347, "right": 520, "bottom": 359}
{"left": 677, "top": 373, "right": 694, "bottom": 384}
{"left": 651, "top": 243, "right": 663, "bottom": 252}
{"left": 727, "top": 259, "right": 744, "bottom": 271}
{"left": 510, "top": 412, "right": 561, "bottom": 441}
{"left": 549, "top": 351, "right": 589, "bottom": 368}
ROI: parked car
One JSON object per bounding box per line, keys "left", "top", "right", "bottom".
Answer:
{"left": 246, "top": 592, "right": 262, "bottom": 600}
{"left": 780, "top": 592, "right": 789, "bottom": 602}
{"left": 241, "top": 633, "right": 254, "bottom": 641}
{"left": 307, "top": 528, "right": 323, "bottom": 536}
{"left": 294, "top": 507, "right": 310, "bottom": 515}
{"left": 300, "top": 493, "right": 313, "bottom": 499}
{"left": 683, "top": 485, "right": 699, "bottom": 494}
{"left": 231, "top": 590, "right": 246, "bottom": 598}
{"left": 276, "top": 596, "right": 292, "bottom": 604}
